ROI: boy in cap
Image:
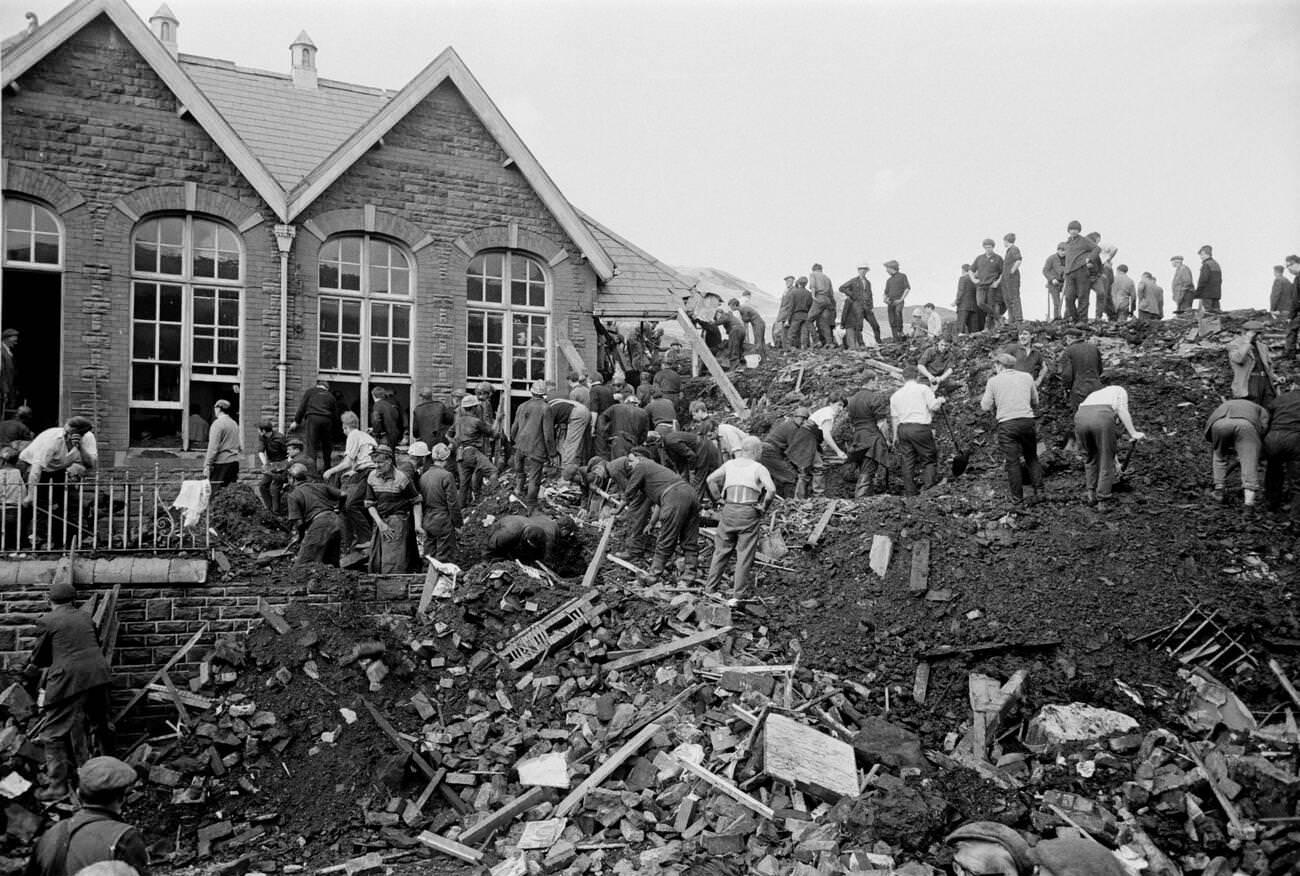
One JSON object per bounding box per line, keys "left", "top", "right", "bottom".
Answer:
{"left": 418, "top": 443, "right": 461, "bottom": 560}
{"left": 27, "top": 756, "right": 149, "bottom": 876}
{"left": 27, "top": 580, "right": 113, "bottom": 802}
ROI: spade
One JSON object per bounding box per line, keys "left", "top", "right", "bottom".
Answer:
{"left": 939, "top": 408, "right": 971, "bottom": 478}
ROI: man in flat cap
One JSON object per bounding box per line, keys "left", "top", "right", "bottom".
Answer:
{"left": 510, "top": 380, "right": 557, "bottom": 513}
{"left": 883, "top": 260, "right": 911, "bottom": 340}
{"left": 838, "top": 263, "right": 880, "bottom": 348}
{"left": 1170, "top": 255, "right": 1195, "bottom": 316}
{"left": 27, "top": 580, "right": 113, "bottom": 802}
{"left": 971, "top": 240, "right": 1003, "bottom": 331}
{"left": 27, "top": 756, "right": 149, "bottom": 876}
{"left": 1194, "top": 245, "right": 1222, "bottom": 314}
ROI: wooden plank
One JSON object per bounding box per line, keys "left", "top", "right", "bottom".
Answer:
{"left": 908, "top": 540, "right": 930, "bottom": 594}
{"left": 868, "top": 534, "right": 892, "bottom": 578}
{"left": 762, "top": 713, "right": 858, "bottom": 802}
{"left": 257, "top": 597, "right": 291, "bottom": 635}
{"left": 555, "top": 723, "right": 661, "bottom": 816}
{"left": 113, "top": 623, "right": 209, "bottom": 724}
{"left": 1269, "top": 659, "right": 1300, "bottom": 711}
{"left": 582, "top": 517, "right": 615, "bottom": 592}
{"left": 675, "top": 757, "right": 775, "bottom": 820}
{"left": 158, "top": 670, "right": 191, "bottom": 725}
{"left": 602, "top": 627, "right": 731, "bottom": 674}
{"left": 804, "top": 500, "right": 837, "bottom": 550}
{"left": 912, "top": 662, "right": 931, "bottom": 705}
{"left": 556, "top": 325, "right": 588, "bottom": 381}
{"left": 416, "top": 831, "right": 483, "bottom": 865}
{"left": 459, "top": 786, "right": 550, "bottom": 845}
{"left": 361, "top": 698, "right": 470, "bottom": 815}
{"left": 145, "top": 683, "right": 212, "bottom": 710}
{"left": 675, "top": 309, "right": 748, "bottom": 417}
{"left": 402, "top": 768, "right": 446, "bottom": 826}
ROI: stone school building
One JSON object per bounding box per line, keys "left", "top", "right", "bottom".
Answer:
{"left": 1, "top": 0, "right": 687, "bottom": 456}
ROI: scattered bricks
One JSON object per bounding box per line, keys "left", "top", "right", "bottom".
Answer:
{"left": 197, "top": 820, "right": 234, "bottom": 858}
{"left": 720, "top": 670, "right": 775, "bottom": 697}
{"left": 541, "top": 839, "right": 577, "bottom": 873}
{"left": 149, "top": 764, "right": 184, "bottom": 787}
{"left": 0, "top": 683, "right": 35, "bottom": 722}
{"left": 364, "top": 810, "right": 400, "bottom": 827}
{"left": 700, "top": 833, "right": 747, "bottom": 856}
{"left": 517, "top": 752, "right": 571, "bottom": 788}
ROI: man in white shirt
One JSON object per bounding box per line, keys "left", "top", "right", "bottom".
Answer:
{"left": 1074, "top": 383, "right": 1145, "bottom": 504}
{"left": 889, "top": 367, "right": 945, "bottom": 495}
{"left": 980, "top": 354, "right": 1044, "bottom": 504}
{"left": 807, "top": 394, "right": 848, "bottom": 496}
{"left": 323, "top": 410, "right": 377, "bottom": 550}
{"left": 703, "top": 436, "right": 776, "bottom": 597}
{"left": 20, "top": 416, "right": 97, "bottom": 499}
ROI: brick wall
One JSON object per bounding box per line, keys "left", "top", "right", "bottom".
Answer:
{"left": 0, "top": 576, "right": 420, "bottom": 720}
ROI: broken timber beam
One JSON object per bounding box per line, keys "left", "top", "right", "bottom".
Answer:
{"left": 459, "top": 786, "right": 551, "bottom": 845}
{"left": 582, "top": 517, "right": 615, "bottom": 592}
{"left": 908, "top": 540, "right": 930, "bottom": 594}
{"left": 675, "top": 308, "right": 749, "bottom": 417}
{"left": 556, "top": 325, "right": 588, "bottom": 381}
{"left": 675, "top": 757, "right": 775, "bottom": 820}
{"left": 257, "top": 597, "right": 291, "bottom": 634}
{"left": 556, "top": 723, "right": 661, "bottom": 816}
{"left": 361, "top": 698, "right": 468, "bottom": 815}
{"left": 113, "top": 623, "right": 209, "bottom": 724}
{"left": 602, "top": 626, "right": 731, "bottom": 673}
{"left": 804, "top": 500, "right": 837, "bottom": 550}
{"left": 416, "top": 831, "right": 483, "bottom": 865}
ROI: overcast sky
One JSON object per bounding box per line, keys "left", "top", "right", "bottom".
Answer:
{"left": 8, "top": 0, "right": 1298, "bottom": 318}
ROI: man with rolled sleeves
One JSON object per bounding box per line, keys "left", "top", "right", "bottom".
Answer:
{"left": 1195, "top": 244, "right": 1223, "bottom": 314}
{"left": 1074, "top": 383, "right": 1145, "bottom": 505}
{"left": 1062, "top": 221, "right": 1099, "bottom": 322}
{"left": 971, "top": 239, "right": 1003, "bottom": 331}
{"left": 1170, "top": 255, "right": 1195, "bottom": 316}
{"left": 889, "top": 366, "right": 945, "bottom": 496}
{"left": 704, "top": 436, "right": 775, "bottom": 597}
{"left": 27, "top": 580, "right": 112, "bottom": 802}
{"left": 623, "top": 447, "right": 700, "bottom": 583}
{"left": 27, "top": 756, "right": 149, "bottom": 876}
{"left": 285, "top": 463, "right": 344, "bottom": 566}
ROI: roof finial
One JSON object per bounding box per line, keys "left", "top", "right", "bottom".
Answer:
{"left": 290, "top": 30, "right": 317, "bottom": 89}
{"left": 149, "top": 4, "right": 178, "bottom": 58}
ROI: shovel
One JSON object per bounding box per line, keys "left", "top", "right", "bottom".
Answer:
{"left": 939, "top": 408, "right": 971, "bottom": 478}
{"left": 1115, "top": 438, "right": 1139, "bottom": 487}
{"left": 758, "top": 505, "right": 789, "bottom": 560}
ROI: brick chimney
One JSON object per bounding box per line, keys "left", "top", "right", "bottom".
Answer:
{"left": 291, "top": 31, "right": 317, "bottom": 89}
{"left": 149, "top": 3, "right": 178, "bottom": 58}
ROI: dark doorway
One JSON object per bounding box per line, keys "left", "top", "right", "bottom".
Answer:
{"left": 2, "top": 268, "right": 61, "bottom": 430}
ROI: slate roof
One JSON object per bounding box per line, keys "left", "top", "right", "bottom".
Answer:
{"left": 579, "top": 211, "right": 695, "bottom": 319}
{"left": 179, "top": 55, "right": 393, "bottom": 191}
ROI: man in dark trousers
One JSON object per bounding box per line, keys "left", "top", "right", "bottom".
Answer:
{"left": 847, "top": 386, "right": 892, "bottom": 498}
{"left": 487, "top": 513, "right": 559, "bottom": 563}
{"left": 657, "top": 425, "right": 722, "bottom": 501}
{"left": 285, "top": 463, "right": 344, "bottom": 566}
{"left": 411, "top": 387, "right": 454, "bottom": 448}
{"left": 599, "top": 395, "right": 651, "bottom": 460}
{"left": 453, "top": 395, "right": 496, "bottom": 507}
{"left": 1205, "top": 397, "right": 1268, "bottom": 506}
{"left": 622, "top": 448, "right": 700, "bottom": 583}
{"left": 1001, "top": 233, "right": 1024, "bottom": 324}
{"left": 889, "top": 367, "right": 946, "bottom": 496}
{"left": 1062, "top": 221, "right": 1100, "bottom": 322}
{"left": 256, "top": 419, "right": 290, "bottom": 514}
{"left": 651, "top": 363, "right": 682, "bottom": 410}
{"left": 718, "top": 304, "right": 748, "bottom": 370}
{"left": 954, "top": 264, "right": 979, "bottom": 334}
{"left": 760, "top": 408, "right": 807, "bottom": 498}
{"left": 369, "top": 386, "right": 404, "bottom": 448}
{"left": 785, "top": 277, "right": 813, "bottom": 348}
{"left": 981, "top": 354, "right": 1044, "bottom": 505}
{"left": 1265, "top": 384, "right": 1300, "bottom": 511}
{"left": 839, "top": 263, "right": 881, "bottom": 347}
{"left": 1059, "top": 328, "right": 1104, "bottom": 410}
{"left": 418, "top": 443, "right": 461, "bottom": 560}
{"left": 26, "top": 756, "right": 149, "bottom": 876}
{"left": 971, "top": 240, "right": 1003, "bottom": 331}
{"left": 28, "top": 579, "right": 113, "bottom": 802}
{"left": 290, "top": 376, "right": 341, "bottom": 472}
{"left": 732, "top": 298, "right": 767, "bottom": 362}
{"left": 883, "top": 260, "right": 911, "bottom": 339}
{"left": 510, "top": 380, "right": 556, "bottom": 513}
{"left": 1042, "top": 244, "right": 1066, "bottom": 322}
{"left": 1285, "top": 255, "right": 1300, "bottom": 360}
{"left": 1195, "top": 244, "right": 1223, "bottom": 314}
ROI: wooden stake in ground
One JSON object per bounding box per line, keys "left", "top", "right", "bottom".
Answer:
{"left": 908, "top": 540, "right": 930, "bottom": 594}
{"left": 675, "top": 308, "right": 749, "bottom": 417}
{"left": 555, "top": 723, "right": 661, "bottom": 816}
{"left": 804, "top": 500, "right": 838, "bottom": 550}
{"left": 582, "top": 517, "right": 615, "bottom": 592}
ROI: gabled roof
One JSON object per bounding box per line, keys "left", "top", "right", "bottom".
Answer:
{"left": 180, "top": 56, "right": 393, "bottom": 191}
{"left": 3, "top": 0, "right": 618, "bottom": 281}
{"left": 2, "top": 0, "right": 288, "bottom": 218}
{"left": 579, "top": 210, "right": 695, "bottom": 319}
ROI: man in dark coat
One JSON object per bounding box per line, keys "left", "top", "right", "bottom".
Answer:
{"left": 418, "top": 443, "right": 462, "bottom": 560}
{"left": 838, "top": 264, "right": 881, "bottom": 347}
{"left": 28, "top": 580, "right": 113, "bottom": 802}
{"left": 1042, "top": 244, "right": 1066, "bottom": 321}
{"left": 285, "top": 463, "right": 344, "bottom": 566}
{"left": 1194, "top": 244, "right": 1223, "bottom": 313}
{"left": 657, "top": 427, "right": 723, "bottom": 502}
{"left": 26, "top": 756, "right": 149, "bottom": 876}
{"left": 621, "top": 449, "right": 700, "bottom": 582}
{"left": 955, "top": 265, "right": 980, "bottom": 334}
{"left": 509, "top": 381, "right": 556, "bottom": 513}
{"left": 290, "top": 375, "right": 341, "bottom": 472}
{"left": 847, "top": 388, "right": 893, "bottom": 497}
{"left": 369, "top": 386, "right": 404, "bottom": 448}
{"left": 411, "top": 388, "right": 454, "bottom": 448}
{"left": 598, "top": 396, "right": 651, "bottom": 460}
{"left": 1061, "top": 221, "right": 1100, "bottom": 322}
{"left": 761, "top": 409, "right": 808, "bottom": 498}
{"left": 785, "top": 278, "right": 814, "bottom": 348}
{"left": 1059, "top": 328, "right": 1104, "bottom": 409}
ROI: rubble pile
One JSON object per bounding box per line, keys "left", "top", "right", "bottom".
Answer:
{"left": 2, "top": 311, "right": 1300, "bottom": 874}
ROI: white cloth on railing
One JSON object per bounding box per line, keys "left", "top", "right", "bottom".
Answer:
{"left": 172, "top": 479, "right": 211, "bottom": 528}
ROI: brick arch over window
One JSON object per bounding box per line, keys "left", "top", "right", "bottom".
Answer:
{"left": 2, "top": 165, "right": 86, "bottom": 214}
{"left": 445, "top": 226, "right": 569, "bottom": 281}
{"left": 303, "top": 207, "right": 427, "bottom": 252}
{"left": 112, "top": 184, "right": 264, "bottom": 232}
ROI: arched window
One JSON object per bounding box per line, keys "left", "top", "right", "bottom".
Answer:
{"left": 465, "top": 251, "right": 549, "bottom": 415}
{"left": 3, "top": 198, "right": 62, "bottom": 268}
{"left": 130, "top": 215, "right": 243, "bottom": 448}
{"left": 317, "top": 234, "right": 413, "bottom": 426}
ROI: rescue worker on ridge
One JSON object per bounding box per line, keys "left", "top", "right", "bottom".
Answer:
{"left": 703, "top": 435, "right": 775, "bottom": 597}
{"left": 26, "top": 756, "right": 149, "bottom": 876}
{"left": 285, "top": 463, "right": 344, "bottom": 566}
{"left": 27, "top": 578, "right": 113, "bottom": 802}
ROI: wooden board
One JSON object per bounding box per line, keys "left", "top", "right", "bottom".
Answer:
{"left": 582, "top": 517, "right": 615, "bottom": 592}
{"left": 113, "top": 623, "right": 209, "bottom": 724}
{"left": 416, "top": 831, "right": 483, "bottom": 864}
{"left": 675, "top": 309, "right": 748, "bottom": 417}
{"left": 459, "top": 786, "right": 550, "bottom": 845}
{"left": 761, "top": 712, "right": 859, "bottom": 802}
{"left": 556, "top": 325, "right": 588, "bottom": 381}
{"left": 602, "top": 627, "right": 731, "bottom": 673}
{"left": 908, "top": 540, "right": 930, "bottom": 594}
{"left": 555, "top": 723, "right": 660, "bottom": 816}
{"left": 804, "top": 500, "right": 837, "bottom": 550}
{"left": 257, "top": 597, "right": 291, "bottom": 634}
{"left": 868, "top": 534, "right": 892, "bottom": 578}
{"left": 675, "top": 757, "right": 775, "bottom": 819}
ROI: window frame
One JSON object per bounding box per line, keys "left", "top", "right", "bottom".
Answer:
{"left": 2, "top": 196, "right": 64, "bottom": 271}
{"left": 129, "top": 214, "right": 245, "bottom": 450}
{"left": 464, "top": 250, "right": 552, "bottom": 429}
{"left": 315, "top": 233, "right": 415, "bottom": 426}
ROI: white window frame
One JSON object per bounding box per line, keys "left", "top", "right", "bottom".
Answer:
{"left": 2, "top": 197, "right": 63, "bottom": 271}
{"left": 465, "top": 250, "right": 551, "bottom": 427}
{"left": 129, "top": 214, "right": 245, "bottom": 450}
{"left": 316, "top": 234, "right": 414, "bottom": 425}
